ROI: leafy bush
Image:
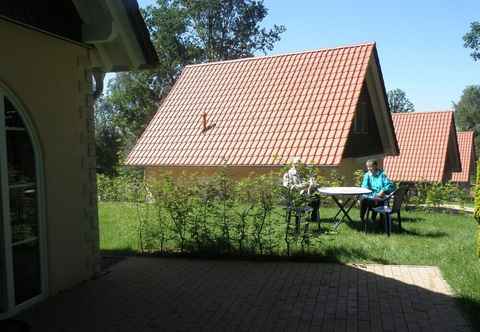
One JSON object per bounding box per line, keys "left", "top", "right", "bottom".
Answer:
{"left": 353, "top": 169, "right": 364, "bottom": 186}
{"left": 474, "top": 161, "right": 480, "bottom": 257}
{"left": 98, "top": 166, "right": 416, "bottom": 256}
{"left": 97, "top": 173, "right": 140, "bottom": 202}
{"left": 408, "top": 181, "right": 471, "bottom": 209}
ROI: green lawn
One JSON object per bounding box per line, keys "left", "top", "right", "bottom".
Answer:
{"left": 99, "top": 202, "right": 480, "bottom": 329}
{"left": 463, "top": 201, "right": 475, "bottom": 209}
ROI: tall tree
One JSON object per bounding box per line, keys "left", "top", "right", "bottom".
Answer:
{"left": 183, "top": 0, "right": 285, "bottom": 61}
{"left": 97, "top": 0, "right": 285, "bottom": 174}
{"left": 464, "top": 21, "right": 480, "bottom": 61}
{"left": 454, "top": 85, "right": 480, "bottom": 156}
{"left": 95, "top": 97, "right": 123, "bottom": 176}
{"left": 387, "top": 89, "right": 415, "bottom": 113}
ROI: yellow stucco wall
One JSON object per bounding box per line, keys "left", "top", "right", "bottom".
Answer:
{"left": 0, "top": 19, "right": 95, "bottom": 295}
{"left": 144, "top": 157, "right": 382, "bottom": 185}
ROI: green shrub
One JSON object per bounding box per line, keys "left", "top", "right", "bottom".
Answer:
{"left": 474, "top": 161, "right": 480, "bottom": 257}
{"left": 353, "top": 169, "right": 364, "bottom": 186}
{"left": 98, "top": 166, "right": 384, "bottom": 256}
{"left": 408, "top": 181, "right": 470, "bottom": 209}
{"left": 425, "top": 182, "right": 447, "bottom": 207}
{"left": 97, "top": 173, "right": 140, "bottom": 202}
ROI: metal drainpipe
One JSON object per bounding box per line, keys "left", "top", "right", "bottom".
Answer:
{"left": 92, "top": 69, "right": 106, "bottom": 100}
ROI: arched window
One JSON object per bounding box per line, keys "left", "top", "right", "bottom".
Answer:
{"left": 0, "top": 85, "right": 47, "bottom": 317}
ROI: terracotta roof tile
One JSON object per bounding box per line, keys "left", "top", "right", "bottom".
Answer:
{"left": 383, "top": 111, "right": 459, "bottom": 182}
{"left": 451, "top": 131, "right": 476, "bottom": 183}
{"left": 127, "top": 42, "right": 378, "bottom": 166}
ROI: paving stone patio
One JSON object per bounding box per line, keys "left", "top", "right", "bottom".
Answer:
{"left": 17, "top": 257, "right": 472, "bottom": 332}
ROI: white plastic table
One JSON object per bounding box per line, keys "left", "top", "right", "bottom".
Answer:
{"left": 317, "top": 187, "right": 372, "bottom": 230}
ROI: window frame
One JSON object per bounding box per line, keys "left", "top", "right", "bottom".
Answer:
{"left": 0, "top": 81, "right": 48, "bottom": 318}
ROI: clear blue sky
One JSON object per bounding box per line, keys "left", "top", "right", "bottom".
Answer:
{"left": 137, "top": 0, "right": 480, "bottom": 111}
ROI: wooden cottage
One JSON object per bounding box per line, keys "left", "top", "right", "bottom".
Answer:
{"left": 383, "top": 111, "right": 461, "bottom": 183}
{"left": 127, "top": 42, "right": 399, "bottom": 183}
{"left": 451, "top": 131, "right": 476, "bottom": 187}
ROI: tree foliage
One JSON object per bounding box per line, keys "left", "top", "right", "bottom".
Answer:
{"left": 95, "top": 0, "right": 285, "bottom": 174}
{"left": 95, "top": 97, "right": 123, "bottom": 176}
{"left": 454, "top": 85, "right": 480, "bottom": 156}
{"left": 464, "top": 21, "right": 480, "bottom": 61}
{"left": 387, "top": 89, "right": 415, "bottom": 113}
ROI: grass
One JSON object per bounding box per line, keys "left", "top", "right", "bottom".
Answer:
{"left": 463, "top": 201, "right": 475, "bottom": 209}
{"left": 99, "top": 202, "right": 480, "bottom": 329}
{"left": 99, "top": 202, "right": 141, "bottom": 252}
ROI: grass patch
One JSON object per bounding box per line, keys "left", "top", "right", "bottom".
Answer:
{"left": 99, "top": 202, "right": 480, "bottom": 329}
{"left": 99, "top": 202, "right": 140, "bottom": 252}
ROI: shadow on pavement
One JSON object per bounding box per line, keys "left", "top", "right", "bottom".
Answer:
{"left": 14, "top": 256, "right": 475, "bottom": 332}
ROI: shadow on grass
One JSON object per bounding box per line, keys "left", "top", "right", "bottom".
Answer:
{"left": 337, "top": 218, "right": 446, "bottom": 238}
{"left": 399, "top": 228, "right": 448, "bottom": 238}
{"left": 398, "top": 216, "right": 426, "bottom": 223}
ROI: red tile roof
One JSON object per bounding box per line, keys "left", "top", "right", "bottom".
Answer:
{"left": 127, "top": 42, "right": 388, "bottom": 166}
{"left": 383, "top": 111, "right": 461, "bottom": 182}
{"left": 451, "top": 131, "right": 476, "bottom": 183}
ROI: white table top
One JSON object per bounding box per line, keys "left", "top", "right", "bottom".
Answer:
{"left": 317, "top": 187, "right": 372, "bottom": 195}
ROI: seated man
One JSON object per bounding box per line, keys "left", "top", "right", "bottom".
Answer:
{"left": 282, "top": 158, "right": 303, "bottom": 190}
{"left": 282, "top": 158, "right": 320, "bottom": 224}
{"left": 360, "top": 159, "right": 395, "bottom": 222}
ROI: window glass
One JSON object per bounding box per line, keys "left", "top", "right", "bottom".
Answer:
{"left": 4, "top": 97, "right": 25, "bottom": 128}
{"left": 9, "top": 186, "right": 38, "bottom": 243}
{"left": 353, "top": 101, "right": 368, "bottom": 134}
{"left": 3, "top": 96, "right": 41, "bottom": 306}
{"left": 6, "top": 131, "right": 36, "bottom": 185}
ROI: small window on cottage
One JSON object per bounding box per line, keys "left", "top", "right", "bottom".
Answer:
{"left": 353, "top": 101, "right": 368, "bottom": 134}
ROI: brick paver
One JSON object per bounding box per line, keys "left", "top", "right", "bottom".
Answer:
{"left": 17, "top": 258, "right": 472, "bottom": 332}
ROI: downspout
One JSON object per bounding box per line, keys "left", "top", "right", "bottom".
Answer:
{"left": 92, "top": 69, "right": 106, "bottom": 100}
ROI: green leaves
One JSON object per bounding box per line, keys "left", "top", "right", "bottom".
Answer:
{"left": 454, "top": 85, "right": 480, "bottom": 157}
{"left": 464, "top": 21, "right": 480, "bottom": 62}
{"left": 182, "top": 0, "right": 285, "bottom": 61}
{"left": 474, "top": 161, "right": 480, "bottom": 257}
{"left": 387, "top": 88, "right": 415, "bottom": 113}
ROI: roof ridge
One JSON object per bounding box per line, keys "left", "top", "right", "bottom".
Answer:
{"left": 392, "top": 110, "right": 454, "bottom": 116}
{"left": 184, "top": 41, "right": 376, "bottom": 68}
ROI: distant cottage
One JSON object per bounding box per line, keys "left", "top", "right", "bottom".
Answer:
{"left": 127, "top": 42, "right": 399, "bottom": 182}
{"left": 383, "top": 111, "right": 461, "bottom": 183}
{"left": 451, "top": 131, "right": 476, "bottom": 187}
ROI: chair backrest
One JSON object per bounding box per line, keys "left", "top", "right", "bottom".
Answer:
{"left": 391, "top": 186, "right": 408, "bottom": 213}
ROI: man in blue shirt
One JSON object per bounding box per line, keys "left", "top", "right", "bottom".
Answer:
{"left": 360, "top": 159, "right": 396, "bottom": 222}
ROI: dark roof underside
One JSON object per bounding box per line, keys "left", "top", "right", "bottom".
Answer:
{"left": 0, "top": 0, "right": 82, "bottom": 41}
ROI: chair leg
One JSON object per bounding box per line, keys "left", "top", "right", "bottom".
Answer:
{"left": 387, "top": 213, "right": 392, "bottom": 236}
{"left": 383, "top": 214, "right": 388, "bottom": 235}
{"left": 366, "top": 208, "right": 373, "bottom": 232}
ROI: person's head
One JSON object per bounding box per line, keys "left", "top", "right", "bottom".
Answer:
{"left": 365, "top": 159, "right": 379, "bottom": 174}
{"left": 291, "top": 156, "right": 301, "bottom": 168}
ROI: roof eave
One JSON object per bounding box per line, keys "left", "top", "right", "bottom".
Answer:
{"left": 449, "top": 115, "right": 462, "bottom": 173}
{"left": 365, "top": 46, "right": 400, "bottom": 157}
{"left": 72, "top": 0, "right": 158, "bottom": 73}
